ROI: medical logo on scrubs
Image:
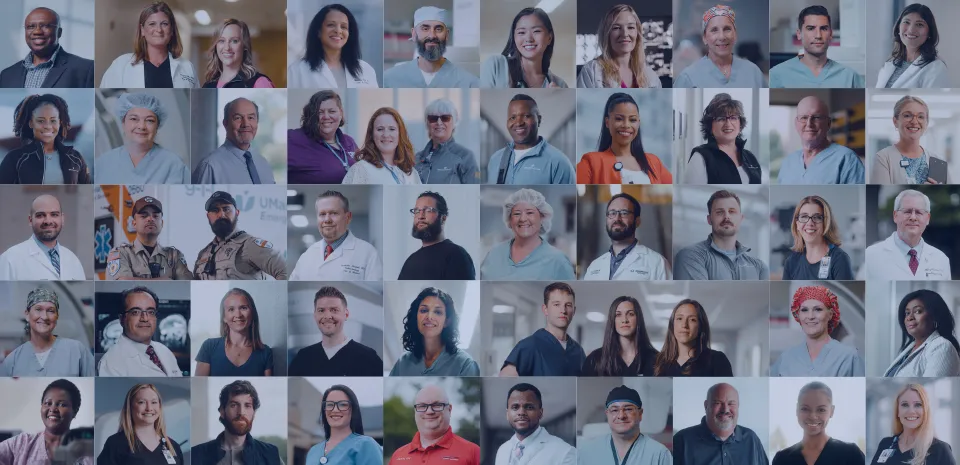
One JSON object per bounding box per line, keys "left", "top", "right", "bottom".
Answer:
{"left": 107, "top": 258, "right": 120, "bottom": 276}
{"left": 253, "top": 238, "right": 273, "bottom": 249}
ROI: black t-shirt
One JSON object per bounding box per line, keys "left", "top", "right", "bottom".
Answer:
{"left": 398, "top": 239, "right": 476, "bottom": 280}
{"left": 656, "top": 348, "right": 734, "bottom": 377}
{"left": 772, "top": 438, "right": 864, "bottom": 465}
{"left": 98, "top": 431, "right": 185, "bottom": 465}
{"left": 581, "top": 347, "right": 658, "bottom": 376}
{"left": 144, "top": 58, "right": 174, "bottom": 88}
{"left": 288, "top": 340, "right": 383, "bottom": 376}
{"left": 783, "top": 246, "right": 854, "bottom": 280}
{"left": 870, "top": 436, "right": 956, "bottom": 465}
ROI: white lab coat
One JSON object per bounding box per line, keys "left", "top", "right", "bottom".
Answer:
{"left": 864, "top": 232, "right": 951, "bottom": 280}
{"left": 875, "top": 58, "right": 949, "bottom": 88}
{"left": 495, "top": 427, "right": 576, "bottom": 465}
{"left": 0, "top": 237, "right": 85, "bottom": 280}
{"left": 98, "top": 334, "right": 183, "bottom": 377}
{"left": 290, "top": 233, "right": 383, "bottom": 281}
{"left": 99, "top": 52, "right": 198, "bottom": 88}
{"left": 287, "top": 59, "right": 379, "bottom": 88}
{"left": 582, "top": 244, "right": 670, "bottom": 280}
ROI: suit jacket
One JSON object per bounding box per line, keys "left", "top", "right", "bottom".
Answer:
{"left": 884, "top": 332, "right": 960, "bottom": 377}
{"left": 0, "top": 48, "right": 94, "bottom": 88}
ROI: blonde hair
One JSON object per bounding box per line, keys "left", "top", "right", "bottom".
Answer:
{"left": 892, "top": 384, "right": 934, "bottom": 465}
{"left": 132, "top": 2, "right": 183, "bottom": 64}
{"left": 596, "top": 5, "right": 648, "bottom": 88}
{"left": 204, "top": 19, "right": 259, "bottom": 84}
{"left": 219, "top": 288, "right": 266, "bottom": 350}
{"left": 790, "top": 196, "right": 842, "bottom": 252}
{"left": 119, "top": 384, "right": 177, "bottom": 457}
{"left": 894, "top": 96, "right": 929, "bottom": 119}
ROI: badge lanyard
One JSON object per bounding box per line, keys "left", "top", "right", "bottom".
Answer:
{"left": 817, "top": 255, "right": 831, "bottom": 279}
{"left": 160, "top": 442, "right": 177, "bottom": 465}
{"left": 323, "top": 134, "right": 350, "bottom": 171}
{"left": 386, "top": 164, "right": 402, "bottom": 184}
{"left": 877, "top": 436, "right": 899, "bottom": 463}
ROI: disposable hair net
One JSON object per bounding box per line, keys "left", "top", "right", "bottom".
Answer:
{"left": 503, "top": 188, "right": 553, "bottom": 235}
{"left": 115, "top": 92, "right": 167, "bottom": 128}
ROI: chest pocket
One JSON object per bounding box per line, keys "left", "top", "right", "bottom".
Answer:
{"left": 216, "top": 244, "right": 246, "bottom": 278}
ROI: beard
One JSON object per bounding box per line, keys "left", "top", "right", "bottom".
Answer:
{"left": 412, "top": 218, "right": 443, "bottom": 242}
{"left": 606, "top": 220, "right": 636, "bottom": 241}
{"left": 417, "top": 37, "right": 446, "bottom": 61}
{"left": 210, "top": 217, "right": 237, "bottom": 238}
{"left": 220, "top": 414, "right": 253, "bottom": 436}
{"left": 711, "top": 221, "right": 737, "bottom": 238}
{"left": 33, "top": 223, "right": 62, "bottom": 242}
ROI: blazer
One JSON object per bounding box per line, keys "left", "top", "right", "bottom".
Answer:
{"left": 0, "top": 48, "right": 94, "bottom": 88}
{"left": 884, "top": 332, "right": 960, "bottom": 377}
{"left": 870, "top": 145, "right": 954, "bottom": 184}
{"left": 0, "top": 139, "right": 91, "bottom": 184}
{"left": 576, "top": 149, "right": 673, "bottom": 184}
{"left": 875, "top": 58, "right": 949, "bottom": 88}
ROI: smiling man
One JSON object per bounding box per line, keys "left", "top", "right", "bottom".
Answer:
{"left": 583, "top": 192, "right": 670, "bottom": 280}
{"left": 192, "top": 380, "right": 283, "bottom": 465}
{"left": 383, "top": 6, "right": 479, "bottom": 88}
{"left": 192, "top": 97, "right": 276, "bottom": 184}
{"left": 495, "top": 383, "right": 575, "bottom": 465}
{"left": 770, "top": 6, "right": 864, "bottom": 88}
{"left": 414, "top": 98, "right": 481, "bottom": 183}
{"left": 487, "top": 94, "right": 574, "bottom": 184}
{"left": 0, "top": 194, "right": 85, "bottom": 280}
{"left": 674, "top": 190, "right": 768, "bottom": 280}
{"left": 389, "top": 384, "right": 480, "bottom": 465}
{"left": 0, "top": 7, "right": 95, "bottom": 88}
{"left": 500, "top": 282, "right": 586, "bottom": 376}
{"left": 98, "top": 286, "right": 183, "bottom": 377}
{"left": 398, "top": 191, "right": 476, "bottom": 280}
{"left": 578, "top": 385, "right": 671, "bottom": 465}
{"left": 673, "top": 383, "right": 767, "bottom": 465}
{"left": 865, "top": 189, "right": 950, "bottom": 280}
{"left": 777, "top": 96, "right": 864, "bottom": 185}
{"left": 106, "top": 196, "right": 192, "bottom": 280}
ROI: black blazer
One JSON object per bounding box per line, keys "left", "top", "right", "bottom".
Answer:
{"left": 0, "top": 139, "right": 91, "bottom": 184}
{"left": 0, "top": 48, "right": 95, "bottom": 88}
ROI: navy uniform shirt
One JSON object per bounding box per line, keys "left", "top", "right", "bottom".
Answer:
{"left": 503, "top": 328, "right": 585, "bottom": 376}
{"left": 673, "top": 417, "right": 768, "bottom": 465}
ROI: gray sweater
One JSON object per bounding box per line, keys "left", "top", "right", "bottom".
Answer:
{"left": 1, "top": 337, "right": 95, "bottom": 377}
{"left": 674, "top": 235, "right": 769, "bottom": 280}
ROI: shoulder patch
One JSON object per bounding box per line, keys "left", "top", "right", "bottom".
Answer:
{"left": 107, "top": 250, "right": 121, "bottom": 261}
{"left": 253, "top": 238, "right": 273, "bottom": 249}
{"left": 107, "top": 258, "right": 120, "bottom": 276}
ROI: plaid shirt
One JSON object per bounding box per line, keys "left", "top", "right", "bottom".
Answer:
{"left": 21, "top": 45, "right": 61, "bottom": 88}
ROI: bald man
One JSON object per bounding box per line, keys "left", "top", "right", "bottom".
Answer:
{"left": 673, "top": 383, "right": 768, "bottom": 465}
{"left": 389, "top": 385, "right": 480, "bottom": 465}
{"left": 0, "top": 7, "right": 95, "bottom": 88}
{"left": 777, "top": 96, "right": 864, "bottom": 185}
{"left": 0, "top": 194, "right": 85, "bottom": 279}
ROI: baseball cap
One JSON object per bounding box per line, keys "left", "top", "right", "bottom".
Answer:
{"left": 132, "top": 196, "right": 163, "bottom": 215}
{"left": 205, "top": 191, "right": 237, "bottom": 211}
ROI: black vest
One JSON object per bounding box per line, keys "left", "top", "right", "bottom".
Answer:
{"left": 202, "top": 72, "right": 270, "bottom": 88}
{"left": 689, "top": 140, "right": 762, "bottom": 184}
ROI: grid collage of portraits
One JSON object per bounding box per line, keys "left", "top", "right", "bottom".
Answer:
{"left": 1, "top": 0, "right": 960, "bottom": 464}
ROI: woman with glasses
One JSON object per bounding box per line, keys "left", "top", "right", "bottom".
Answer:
{"left": 389, "top": 287, "right": 479, "bottom": 376}
{"left": 771, "top": 286, "right": 864, "bottom": 377}
{"left": 682, "top": 93, "right": 762, "bottom": 184}
{"left": 97, "top": 383, "right": 183, "bottom": 465}
{"left": 884, "top": 289, "right": 960, "bottom": 377}
{"left": 782, "top": 196, "right": 854, "bottom": 280}
{"left": 869, "top": 384, "right": 955, "bottom": 465}
{"left": 1, "top": 288, "right": 94, "bottom": 377}
{"left": 871, "top": 96, "right": 950, "bottom": 184}
{"left": 306, "top": 385, "right": 381, "bottom": 465}
{"left": 194, "top": 288, "right": 273, "bottom": 377}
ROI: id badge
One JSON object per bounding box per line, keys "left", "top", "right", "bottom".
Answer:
{"left": 817, "top": 256, "right": 831, "bottom": 279}
{"left": 877, "top": 448, "right": 895, "bottom": 463}
{"left": 162, "top": 447, "right": 177, "bottom": 464}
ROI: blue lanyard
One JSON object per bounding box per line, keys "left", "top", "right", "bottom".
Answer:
{"left": 386, "top": 164, "right": 402, "bottom": 184}
{"left": 322, "top": 134, "right": 350, "bottom": 170}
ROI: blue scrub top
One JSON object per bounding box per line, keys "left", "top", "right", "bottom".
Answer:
{"left": 480, "top": 237, "right": 576, "bottom": 280}
{"left": 389, "top": 348, "right": 480, "bottom": 376}
{"left": 305, "top": 433, "right": 382, "bottom": 465}
{"left": 777, "top": 143, "right": 864, "bottom": 184}
{"left": 769, "top": 56, "right": 864, "bottom": 88}
{"left": 503, "top": 328, "right": 586, "bottom": 376}
{"left": 674, "top": 56, "right": 765, "bottom": 88}
{"left": 771, "top": 339, "right": 865, "bottom": 377}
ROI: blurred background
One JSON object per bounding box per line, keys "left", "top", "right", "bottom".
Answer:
{"left": 285, "top": 185, "right": 383, "bottom": 275}
{"left": 288, "top": 377, "right": 384, "bottom": 465}
{"left": 672, "top": 185, "right": 770, "bottom": 268}
{"left": 866, "top": 0, "right": 960, "bottom": 88}
{"left": 0, "top": 377, "right": 95, "bottom": 448}
{"left": 384, "top": 0, "right": 480, "bottom": 78}
{"left": 577, "top": 377, "right": 672, "bottom": 451}
{"left": 0, "top": 89, "right": 95, "bottom": 177}
{"left": 479, "top": 281, "right": 770, "bottom": 377}
{"left": 287, "top": 0, "right": 384, "bottom": 87}
{"left": 769, "top": 280, "right": 866, "bottom": 374}
{"left": 383, "top": 280, "right": 481, "bottom": 375}
{"left": 190, "top": 89, "right": 288, "bottom": 184}
{"left": 383, "top": 185, "right": 480, "bottom": 280}
{"left": 576, "top": 184, "right": 673, "bottom": 279}
{"left": 0, "top": 281, "right": 94, "bottom": 366}
{"left": 481, "top": 376, "right": 576, "bottom": 465}
{"left": 94, "top": 0, "right": 287, "bottom": 87}
{"left": 768, "top": 377, "right": 866, "bottom": 458}
{"left": 673, "top": 377, "right": 769, "bottom": 451}
{"left": 866, "top": 89, "right": 960, "bottom": 182}
{"left": 479, "top": 88, "right": 575, "bottom": 181}
{"left": 94, "top": 377, "right": 191, "bottom": 461}
{"left": 673, "top": 88, "right": 768, "bottom": 183}
{"left": 767, "top": 89, "right": 865, "bottom": 183}
{"left": 575, "top": 88, "right": 672, "bottom": 169}
{"left": 672, "top": 0, "right": 770, "bottom": 79}
{"left": 768, "top": 185, "right": 866, "bottom": 280}
{"left": 576, "top": 0, "right": 673, "bottom": 87}
{"left": 865, "top": 378, "right": 960, "bottom": 463}
{"left": 0, "top": 1, "right": 95, "bottom": 71}
{"left": 95, "top": 88, "right": 190, "bottom": 181}
{"left": 190, "top": 377, "right": 288, "bottom": 464}
{"left": 190, "top": 281, "right": 288, "bottom": 376}
{"left": 287, "top": 281, "right": 384, "bottom": 370}
{"left": 480, "top": 0, "right": 576, "bottom": 87}
{"left": 0, "top": 185, "right": 94, "bottom": 279}
{"left": 865, "top": 281, "right": 960, "bottom": 376}
{"left": 480, "top": 185, "right": 576, "bottom": 277}
{"left": 95, "top": 280, "right": 190, "bottom": 376}
{"left": 383, "top": 376, "right": 480, "bottom": 461}
{"left": 863, "top": 185, "right": 960, "bottom": 279}
{"left": 769, "top": 0, "right": 866, "bottom": 82}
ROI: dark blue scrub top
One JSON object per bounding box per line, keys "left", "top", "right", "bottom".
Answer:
{"left": 503, "top": 328, "right": 586, "bottom": 376}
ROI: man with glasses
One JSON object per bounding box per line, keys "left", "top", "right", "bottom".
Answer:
{"left": 98, "top": 286, "right": 183, "bottom": 376}
{"left": 864, "top": 189, "right": 950, "bottom": 280}
{"left": 290, "top": 191, "right": 382, "bottom": 281}
{"left": 578, "top": 385, "right": 671, "bottom": 465}
{"left": 0, "top": 7, "right": 95, "bottom": 88}
{"left": 105, "top": 196, "right": 192, "bottom": 280}
{"left": 383, "top": 6, "right": 480, "bottom": 88}
{"left": 674, "top": 383, "right": 767, "bottom": 465}
{"left": 494, "top": 383, "right": 575, "bottom": 465}
{"left": 389, "top": 384, "right": 480, "bottom": 464}
{"left": 583, "top": 193, "right": 669, "bottom": 280}
{"left": 777, "top": 96, "right": 864, "bottom": 185}
{"left": 415, "top": 98, "right": 481, "bottom": 184}
{"left": 194, "top": 191, "right": 287, "bottom": 280}
{"left": 398, "top": 191, "right": 476, "bottom": 280}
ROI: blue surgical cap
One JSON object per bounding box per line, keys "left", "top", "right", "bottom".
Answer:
{"left": 115, "top": 92, "right": 167, "bottom": 128}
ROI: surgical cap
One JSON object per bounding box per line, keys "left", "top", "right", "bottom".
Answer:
{"left": 503, "top": 188, "right": 553, "bottom": 235}
{"left": 414, "top": 6, "right": 449, "bottom": 27}
{"left": 115, "top": 93, "right": 167, "bottom": 128}
{"left": 702, "top": 4, "right": 736, "bottom": 33}
{"left": 790, "top": 286, "right": 840, "bottom": 333}
{"left": 27, "top": 288, "right": 59, "bottom": 312}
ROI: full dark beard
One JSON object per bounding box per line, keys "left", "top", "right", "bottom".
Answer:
{"left": 417, "top": 38, "right": 446, "bottom": 61}
{"left": 412, "top": 218, "right": 443, "bottom": 242}
{"left": 210, "top": 217, "right": 236, "bottom": 238}
{"left": 33, "top": 224, "right": 61, "bottom": 242}
{"left": 220, "top": 415, "right": 252, "bottom": 436}
{"left": 606, "top": 222, "right": 636, "bottom": 241}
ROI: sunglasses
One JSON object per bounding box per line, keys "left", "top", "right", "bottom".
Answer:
{"left": 427, "top": 115, "right": 452, "bottom": 123}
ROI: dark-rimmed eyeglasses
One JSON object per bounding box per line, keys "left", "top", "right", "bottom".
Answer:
{"left": 606, "top": 209, "right": 634, "bottom": 219}
{"left": 323, "top": 401, "right": 351, "bottom": 412}
{"left": 796, "top": 214, "right": 824, "bottom": 224}
{"left": 410, "top": 207, "right": 439, "bottom": 215}
{"left": 414, "top": 402, "right": 449, "bottom": 413}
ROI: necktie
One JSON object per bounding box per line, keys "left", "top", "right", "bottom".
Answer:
{"left": 324, "top": 245, "right": 333, "bottom": 260}
{"left": 243, "top": 151, "right": 262, "bottom": 184}
{"left": 145, "top": 345, "right": 166, "bottom": 373}
{"left": 511, "top": 443, "right": 524, "bottom": 465}
{"left": 49, "top": 248, "right": 60, "bottom": 276}
{"left": 908, "top": 249, "right": 919, "bottom": 275}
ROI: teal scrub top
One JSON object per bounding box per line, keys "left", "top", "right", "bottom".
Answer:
{"left": 305, "top": 433, "right": 382, "bottom": 465}
{"left": 769, "top": 56, "right": 864, "bottom": 88}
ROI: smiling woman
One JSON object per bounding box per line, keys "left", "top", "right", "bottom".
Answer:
{"left": 782, "top": 196, "right": 854, "bottom": 280}
{"left": 97, "top": 383, "right": 184, "bottom": 465}
{"left": 304, "top": 384, "right": 382, "bottom": 465}
{"left": 390, "top": 287, "right": 479, "bottom": 376}
{"left": 0, "top": 93, "right": 91, "bottom": 184}
{"left": 194, "top": 288, "right": 274, "bottom": 377}
{"left": 0, "top": 379, "right": 92, "bottom": 465}
{"left": 0, "top": 288, "right": 95, "bottom": 377}
{"left": 203, "top": 19, "right": 275, "bottom": 88}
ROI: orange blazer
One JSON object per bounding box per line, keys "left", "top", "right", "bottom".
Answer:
{"left": 576, "top": 150, "right": 673, "bottom": 184}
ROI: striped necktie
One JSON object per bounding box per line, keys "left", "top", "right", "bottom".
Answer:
{"left": 49, "top": 248, "right": 60, "bottom": 276}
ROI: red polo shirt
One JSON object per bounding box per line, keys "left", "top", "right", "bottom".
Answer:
{"left": 388, "top": 427, "right": 480, "bottom": 465}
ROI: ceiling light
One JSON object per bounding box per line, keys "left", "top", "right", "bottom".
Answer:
{"left": 290, "top": 215, "right": 309, "bottom": 228}
{"left": 493, "top": 305, "right": 515, "bottom": 314}
{"left": 287, "top": 190, "right": 297, "bottom": 197}
{"left": 535, "top": 0, "right": 563, "bottom": 14}
{"left": 587, "top": 311, "right": 606, "bottom": 323}
{"left": 194, "top": 10, "right": 211, "bottom": 26}
{"left": 646, "top": 294, "right": 685, "bottom": 304}
{"left": 225, "top": 0, "right": 240, "bottom": 3}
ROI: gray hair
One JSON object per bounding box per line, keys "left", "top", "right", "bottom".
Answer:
{"left": 894, "top": 189, "right": 931, "bottom": 211}
{"left": 425, "top": 98, "right": 459, "bottom": 128}
{"left": 894, "top": 95, "right": 929, "bottom": 118}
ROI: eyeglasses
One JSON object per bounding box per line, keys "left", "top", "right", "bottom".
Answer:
{"left": 713, "top": 115, "right": 740, "bottom": 124}
{"left": 410, "top": 207, "right": 440, "bottom": 215}
{"left": 323, "top": 401, "right": 351, "bottom": 412}
{"left": 898, "top": 112, "right": 927, "bottom": 122}
{"left": 606, "top": 209, "right": 634, "bottom": 219}
{"left": 796, "top": 115, "right": 829, "bottom": 124}
{"left": 796, "top": 214, "right": 824, "bottom": 224}
{"left": 898, "top": 208, "right": 928, "bottom": 217}
{"left": 414, "top": 402, "right": 449, "bottom": 413}
{"left": 125, "top": 309, "right": 157, "bottom": 318}
{"left": 606, "top": 406, "right": 639, "bottom": 416}
{"left": 427, "top": 115, "right": 453, "bottom": 123}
